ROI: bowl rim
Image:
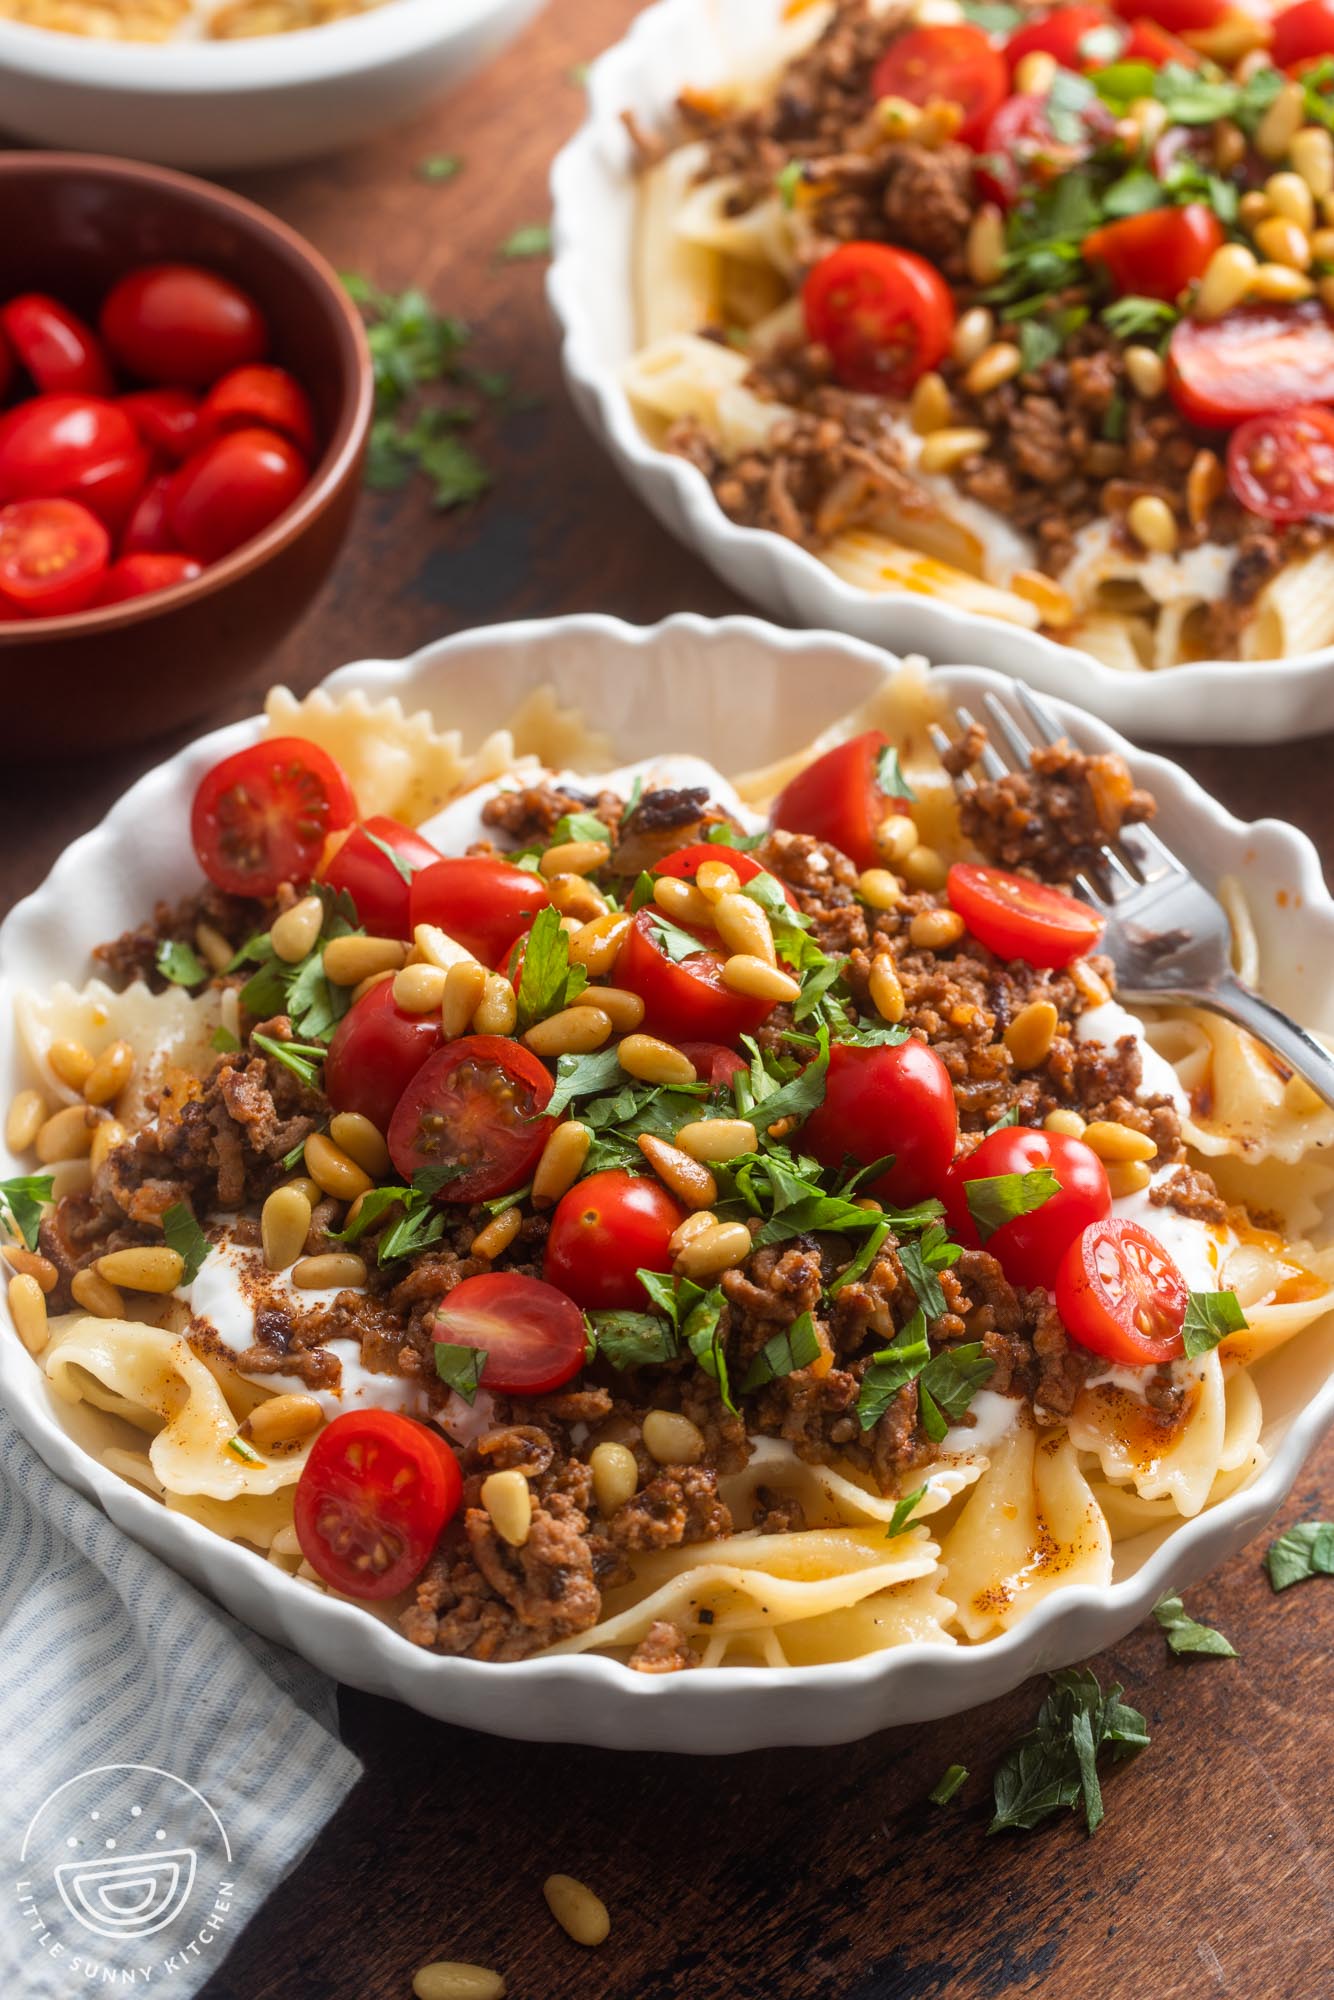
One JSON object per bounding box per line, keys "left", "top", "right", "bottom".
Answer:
{"left": 0, "top": 150, "right": 373, "bottom": 642}
{"left": 545, "top": 0, "right": 1334, "bottom": 719}
{"left": 2, "top": 609, "right": 1332, "bottom": 1737}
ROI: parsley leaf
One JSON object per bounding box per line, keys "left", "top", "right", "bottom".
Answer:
{"left": 682, "top": 1284, "right": 736, "bottom": 1413}
{"left": 1102, "top": 295, "right": 1179, "bottom": 346}
{"left": 875, "top": 744, "right": 915, "bottom": 802}
{"left": 514, "top": 905, "right": 589, "bottom": 1031}
{"left": 756, "top": 1190, "right": 893, "bottom": 1247}
{"left": 549, "top": 809, "right": 610, "bottom": 847}
{"left": 990, "top": 1668, "right": 1149, "bottom": 1835}
{"left": 743, "top": 1024, "right": 831, "bottom": 1134}
{"left": 162, "top": 1202, "right": 210, "bottom": 1284}
{"left": 929, "top": 1763, "right": 969, "bottom": 1806}
{"left": 917, "top": 1343, "right": 995, "bottom": 1442}
{"left": 740, "top": 1311, "right": 822, "bottom": 1392}
{"left": 586, "top": 1308, "right": 679, "bottom": 1369}
{"left": 887, "top": 1486, "right": 927, "bottom": 1539}
{"left": 1181, "top": 1289, "right": 1247, "bottom": 1358}
{"left": 897, "top": 1223, "right": 962, "bottom": 1322}
{"left": 1152, "top": 1593, "right": 1237, "bottom": 1658}
{"left": 211, "top": 1026, "right": 240, "bottom": 1054}
{"left": 856, "top": 1309, "right": 932, "bottom": 1430}
{"left": 499, "top": 222, "right": 552, "bottom": 260}
{"left": 434, "top": 1342, "right": 487, "bottom": 1403}
{"left": 155, "top": 938, "right": 208, "bottom": 987}
{"left": 333, "top": 1185, "right": 411, "bottom": 1245}
{"left": 363, "top": 825, "right": 421, "bottom": 886}
{"left": 0, "top": 1173, "right": 55, "bottom": 1251}
{"left": 827, "top": 1218, "right": 892, "bottom": 1297}
{"left": 648, "top": 913, "right": 709, "bottom": 963}
{"left": 234, "top": 886, "right": 361, "bottom": 1044}
{"left": 964, "top": 1167, "right": 1059, "bottom": 1244}
{"left": 776, "top": 159, "right": 805, "bottom": 208}
{"left": 959, "top": 0, "right": 1022, "bottom": 27}
{"left": 1264, "top": 1520, "right": 1334, "bottom": 1592}
{"left": 546, "top": 1047, "right": 625, "bottom": 1119}
{"left": 1100, "top": 167, "right": 1165, "bottom": 220}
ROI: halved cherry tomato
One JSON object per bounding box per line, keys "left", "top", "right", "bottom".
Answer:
{"left": 294, "top": 1408, "right": 462, "bottom": 1599}
{"left": 942, "top": 1127, "right": 1111, "bottom": 1290}
{"left": 871, "top": 24, "right": 1008, "bottom": 149}
{"left": 677, "top": 1040, "right": 750, "bottom": 1090}
{"left": 655, "top": 841, "right": 788, "bottom": 895}
{"left": 191, "top": 735, "right": 357, "bottom": 898}
{"left": 1006, "top": 5, "right": 1120, "bottom": 72}
{"left": 1083, "top": 204, "right": 1224, "bottom": 302}
{"left": 321, "top": 816, "right": 443, "bottom": 938}
{"left": 1167, "top": 303, "right": 1334, "bottom": 427}
{"left": 432, "top": 1271, "right": 587, "bottom": 1396}
{"left": 199, "top": 364, "right": 316, "bottom": 457}
{"left": 1273, "top": 0, "right": 1334, "bottom": 66}
{"left": 100, "top": 263, "right": 269, "bottom": 387}
{"left": 976, "top": 90, "right": 1118, "bottom": 206}
{"left": 615, "top": 906, "right": 773, "bottom": 1045}
{"left": 0, "top": 394, "right": 149, "bottom": 533}
{"left": 324, "top": 980, "right": 442, "bottom": 1135}
{"left": 93, "top": 551, "right": 203, "bottom": 606}
{"left": 799, "top": 1038, "right": 957, "bottom": 1207}
{"left": 947, "top": 863, "right": 1103, "bottom": 968}
{"left": 409, "top": 856, "right": 551, "bottom": 964}
{"left": 0, "top": 497, "right": 109, "bottom": 619}
{"left": 770, "top": 731, "right": 906, "bottom": 871}
{"left": 803, "top": 243, "right": 956, "bottom": 398}
{"left": 1055, "top": 1216, "right": 1189, "bottom": 1365}
{"left": 1122, "top": 16, "right": 1199, "bottom": 61}
{"left": 0, "top": 294, "right": 112, "bottom": 397}
{"left": 168, "top": 425, "right": 307, "bottom": 562}
{"left": 121, "top": 473, "right": 177, "bottom": 556}
{"left": 388, "top": 1034, "right": 554, "bottom": 1201}
{"left": 543, "top": 1168, "right": 685, "bottom": 1311}
{"left": 1111, "top": 0, "right": 1232, "bottom": 29}
{"left": 120, "top": 387, "right": 202, "bottom": 461}
{"left": 1227, "top": 405, "right": 1334, "bottom": 523}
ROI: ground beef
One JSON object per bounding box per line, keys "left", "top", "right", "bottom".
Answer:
{"left": 1151, "top": 1165, "right": 1229, "bottom": 1224}
{"left": 753, "top": 1486, "right": 808, "bottom": 1534}
{"left": 627, "top": 1621, "right": 698, "bottom": 1673}
{"left": 609, "top": 1465, "right": 733, "bottom": 1550}
{"left": 480, "top": 782, "right": 624, "bottom": 847}
{"left": 611, "top": 787, "right": 724, "bottom": 875}
{"left": 957, "top": 740, "right": 1155, "bottom": 883}
{"left": 95, "top": 885, "right": 266, "bottom": 991}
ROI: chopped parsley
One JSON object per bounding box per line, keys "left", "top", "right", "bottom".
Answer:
{"left": 1264, "top": 1520, "right": 1334, "bottom": 1592}
{"left": 0, "top": 1173, "right": 55, "bottom": 1251}
{"left": 1181, "top": 1289, "right": 1247, "bottom": 1358}
{"left": 251, "top": 1032, "right": 326, "bottom": 1089}
{"left": 499, "top": 222, "right": 552, "bottom": 260}
{"left": 916, "top": 1343, "right": 995, "bottom": 1442}
{"left": 776, "top": 159, "right": 805, "bottom": 209}
{"left": 739, "top": 1311, "right": 822, "bottom": 1392}
{"left": 514, "top": 905, "right": 588, "bottom": 1031}
{"left": 549, "top": 809, "right": 611, "bottom": 847}
{"left": 1152, "top": 1593, "right": 1237, "bottom": 1659}
{"left": 638, "top": 1270, "right": 735, "bottom": 1411}
{"left": 417, "top": 153, "right": 463, "bottom": 182}
{"left": 232, "top": 887, "right": 361, "bottom": 1044}
{"left": 155, "top": 938, "right": 208, "bottom": 988}
{"left": 546, "top": 1047, "right": 627, "bottom": 1119}
{"left": 875, "top": 744, "right": 915, "bottom": 802}
{"left": 226, "top": 1434, "right": 265, "bottom": 1466}
{"left": 929, "top": 1763, "right": 969, "bottom": 1806}
{"left": 897, "top": 1222, "right": 962, "bottom": 1322}
{"left": 647, "top": 913, "right": 709, "bottom": 963}
{"left": 856, "top": 1309, "right": 932, "bottom": 1430}
{"left": 162, "top": 1202, "right": 210, "bottom": 1284}
{"left": 989, "top": 1668, "right": 1149, "bottom": 1835}
{"left": 434, "top": 1342, "right": 487, "bottom": 1404}
{"left": 963, "top": 1167, "right": 1059, "bottom": 1244}
{"left": 887, "top": 1486, "right": 927, "bottom": 1539}
{"left": 1101, "top": 295, "right": 1179, "bottom": 347}
{"left": 211, "top": 1026, "right": 241, "bottom": 1054}
{"left": 363, "top": 825, "right": 421, "bottom": 885}
{"left": 585, "top": 1309, "right": 679, "bottom": 1370}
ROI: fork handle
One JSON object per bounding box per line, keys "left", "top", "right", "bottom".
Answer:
{"left": 1207, "top": 974, "right": 1334, "bottom": 1110}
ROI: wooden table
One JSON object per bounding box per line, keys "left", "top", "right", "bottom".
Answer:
{"left": 2, "top": 3, "right": 1332, "bottom": 1994}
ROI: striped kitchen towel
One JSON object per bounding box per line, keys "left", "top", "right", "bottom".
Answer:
{"left": 0, "top": 1415, "right": 362, "bottom": 1997}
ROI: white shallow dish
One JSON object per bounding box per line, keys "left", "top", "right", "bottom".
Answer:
{"left": 0, "top": 0, "right": 545, "bottom": 171}
{"left": 3, "top": 612, "right": 1333, "bottom": 1750}
{"left": 548, "top": 0, "right": 1334, "bottom": 746}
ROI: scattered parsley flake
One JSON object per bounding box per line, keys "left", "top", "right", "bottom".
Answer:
{"left": 162, "top": 1203, "right": 210, "bottom": 1284}
{"left": 155, "top": 938, "right": 208, "bottom": 988}
{"left": 1152, "top": 1594, "right": 1237, "bottom": 1658}
{"left": 875, "top": 743, "right": 915, "bottom": 802}
{"left": 776, "top": 159, "right": 805, "bottom": 208}
{"left": 989, "top": 1668, "right": 1149, "bottom": 1835}
{"left": 897, "top": 1222, "right": 962, "bottom": 1323}
{"left": 434, "top": 1342, "right": 487, "bottom": 1404}
{"left": 740, "top": 1311, "right": 822, "bottom": 1392}
{"left": 856, "top": 1309, "right": 932, "bottom": 1431}
{"left": 929, "top": 1763, "right": 968, "bottom": 1806}
{"left": 226, "top": 1435, "right": 265, "bottom": 1467}
{"left": 1264, "top": 1520, "right": 1334, "bottom": 1592}
{"left": 363, "top": 825, "right": 420, "bottom": 885}
{"left": 499, "top": 222, "right": 552, "bottom": 261}
{"left": 586, "top": 1308, "right": 679, "bottom": 1370}
{"left": 417, "top": 153, "right": 462, "bottom": 183}
{"left": 916, "top": 1343, "right": 995, "bottom": 1443}
{"left": 887, "top": 1486, "right": 927, "bottom": 1539}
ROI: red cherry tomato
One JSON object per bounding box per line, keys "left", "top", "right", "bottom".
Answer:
{"left": 294, "top": 1409, "right": 462, "bottom": 1600}
{"left": 1226, "top": 405, "right": 1334, "bottom": 523}
{"left": 387, "top": 1035, "right": 555, "bottom": 1202}
{"left": 1083, "top": 204, "right": 1224, "bottom": 302}
{"left": 0, "top": 394, "right": 149, "bottom": 533}
{"left": 1055, "top": 1217, "right": 1189, "bottom": 1365}
{"left": 615, "top": 907, "right": 773, "bottom": 1045}
{"left": 1111, "top": 0, "right": 1232, "bottom": 29}
{"left": 121, "top": 473, "right": 177, "bottom": 556}
{"left": 0, "top": 329, "right": 11, "bottom": 403}
{"left": 1273, "top": 0, "right": 1334, "bottom": 65}
{"left": 324, "top": 981, "right": 442, "bottom": 1135}
{"left": 409, "top": 856, "right": 552, "bottom": 964}
{"left": 191, "top": 735, "right": 357, "bottom": 898}
{"left": 677, "top": 1040, "right": 750, "bottom": 1090}
{"left": 1006, "top": 5, "right": 1120, "bottom": 71}
{"left": 120, "top": 387, "right": 202, "bottom": 461}
{"left": 1167, "top": 304, "right": 1334, "bottom": 427}
{"left": 100, "top": 263, "right": 269, "bottom": 387}
{"left": 946, "top": 864, "right": 1103, "bottom": 968}
{"left": 770, "top": 731, "right": 905, "bottom": 871}
{"left": 0, "top": 294, "right": 112, "bottom": 397}
{"left": 942, "top": 1127, "right": 1111, "bottom": 1290}
{"left": 654, "top": 842, "right": 792, "bottom": 899}
{"left": 167, "top": 425, "right": 307, "bottom": 563}
{"left": 799, "top": 1038, "right": 958, "bottom": 1207}
{"left": 0, "top": 498, "right": 109, "bottom": 619}
{"left": 432, "top": 1271, "right": 587, "bottom": 1396}
{"left": 543, "top": 1168, "right": 685, "bottom": 1311}
{"left": 320, "top": 816, "right": 443, "bottom": 938}
{"left": 1122, "top": 16, "right": 1199, "bottom": 60}
{"left": 199, "top": 364, "right": 316, "bottom": 457}
{"left": 871, "top": 24, "right": 1008, "bottom": 148}
{"left": 803, "top": 242, "right": 956, "bottom": 398}
{"left": 93, "top": 551, "right": 203, "bottom": 606}
{"left": 976, "top": 91, "right": 1118, "bottom": 205}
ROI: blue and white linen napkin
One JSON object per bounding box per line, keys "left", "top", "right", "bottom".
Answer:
{"left": 0, "top": 1415, "right": 362, "bottom": 1998}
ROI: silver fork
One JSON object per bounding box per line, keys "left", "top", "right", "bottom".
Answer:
{"left": 930, "top": 682, "right": 1334, "bottom": 1109}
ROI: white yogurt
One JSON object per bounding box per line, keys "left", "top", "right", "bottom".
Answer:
{"left": 940, "top": 1386, "right": 1022, "bottom": 1454}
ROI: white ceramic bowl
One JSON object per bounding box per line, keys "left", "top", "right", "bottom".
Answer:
{"left": 0, "top": 0, "right": 546, "bottom": 171}
{"left": 548, "top": 0, "right": 1334, "bottom": 746}
{"left": 3, "top": 613, "right": 1332, "bottom": 1750}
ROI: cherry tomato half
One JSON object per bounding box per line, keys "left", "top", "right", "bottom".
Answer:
{"left": 770, "top": 731, "right": 906, "bottom": 871}
{"left": 799, "top": 1038, "right": 957, "bottom": 1207}
{"left": 168, "top": 425, "right": 308, "bottom": 563}
{"left": 1122, "top": 16, "right": 1199, "bottom": 61}
{"left": 93, "top": 551, "right": 203, "bottom": 607}
{"left": 432, "top": 1271, "right": 587, "bottom": 1396}
{"left": 615, "top": 907, "right": 773, "bottom": 1045}
{"left": 942, "top": 1127, "right": 1111, "bottom": 1290}
{"left": 1055, "top": 1216, "right": 1189, "bottom": 1365}
{"left": 871, "top": 24, "right": 1008, "bottom": 149}
{"left": 120, "top": 387, "right": 202, "bottom": 461}
{"left": 388, "top": 1034, "right": 555, "bottom": 1202}
{"left": 1273, "top": 0, "right": 1334, "bottom": 66}
{"left": 1226, "top": 404, "right": 1334, "bottom": 523}
{"left": 121, "top": 473, "right": 178, "bottom": 557}
{"left": 1006, "top": 5, "right": 1120, "bottom": 72}
{"left": 321, "top": 816, "right": 443, "bottom": 938}
{"left": 191, "top": 735, "right": 357, "bottom": 898}
{"left": 1111, "top": 0, "right": 1232, "bottom": 30}
{"left": 654, "top": 841, "right": 791, "bottom": 898}
{"left": 324, "top": 980, "right": 442, "bottom": 1135}
{"left": 977, "top": 89, "right": 1119, "bottom": 206}
{"left": 803, "top": 242, "right": 956, "bottom": 398}
{"left": 100, "top": 263, "right": 269, "bottom": 388}
{"left": 199, "top": 364, "right": 316, "bottom": 457}
{"left": 294, "top": 1408, "right": 462, "bottom": 1599}
{"left": 409, "top": 856, "right": 552, "bottom": 964}
{"left": 1167, "top": 303, "right": 1334, "bottom": 427}
{"left": 677, "top": 1040, "right": 750, "bottom": 1090}
{"left": 0, "top": 394, "right": 149, "bottom": 534}
{"left": 544, "top": 1168, "right": 685, "bottom": 1311}
{"left": 0, "top": 294, "right": 112, "bottom": 397}
{"left": 1083, "top": 204, "right": 1224, "bottom": 303}
{"left": 0, "top": 497, "right": 109, "bottom": 619}
{"left": 947, "top": 864, "right": 1103, "bottom": 968}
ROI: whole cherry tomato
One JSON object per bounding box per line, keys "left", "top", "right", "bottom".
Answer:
{"left": 799, "top": 1038, "right": 958, "bottom": 1207}
{"left": 1226, "top": 405, "right": 1334, "bottom": 523}
{"left": 100, "top": 263, "right": 269, "bottom": 387}
{"left": 168, "top": 425, "right": 307, "bottom": 562}
{"left": 120, "top": 387, "right": 202, "bottom": 461}
{"left": 947, "top": 864, "right": 1103, "bottom": 968}
{"left": 544, "top": 1168, "right": 685, "bottom": 1310}
{"left": 294, "top": 1409, "right": 462, "bottom": 1600}
{"left": 1006, "top": 5, "right": 1121, "bottom": 71}
{"left": 410, "top": 856, "right": 552, "bottom": 964}
{"left": 770, "top": 731, "right": 908, "bottom": 871}
{"left": 321, "top": 816, "right": 443, "bottom": 938}
{"left": 615, "top": 907, "right": 773, "bottom": 1045}
{"left": 1273, "top": 0, "right": 1334, "bottom": 66}
{"left": 1055, "top": 1217, "right": 1189, "bottom": 1365}
{"left": 0, "top": 294, "right": 112, "bottom": 397}
{"left": 0, "top": 497, "right": 109, "bottom": 619}
{"left": 324, "top": 980, "right": 442, "bottom": 1135}
{"left": 871, "top": 24, "right": 1008, "bottom": 148}
{"left": 1168, "top": 304, "right": 1334, "bottom": 427}
{"left": 432, "top": 1272, "right": 588, "bottom": 1395}
{"left": 804, "top": 242, "right": 956, "bottom": 398}
{"left": 121, "top": 473, "right": 178, "bottom": 556}
{"left": 1083, "top": 204, "right": 1224, "bottom": 302}
{"left": 0, "top": 394, "right": 149, "bottom": 533}
{"left": 942, "top": 1126, "right": 1111, "bottom": 1290}
{"left": 199, "top": 364, "right": 316, "bottom": 457}
{"left": 93, "top": 551, "right": 203, "bottom": 606}
{"left": 191, "top": 735, "right": 357, "bottom": 898}
{"left": 388, "top": 1035, "right": 555, "bottom": 1202}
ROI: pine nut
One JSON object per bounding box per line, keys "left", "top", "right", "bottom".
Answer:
{"left": 1265, "top": 170, "right": 1317, "bottom": 231}
{"left": 568, "top": 911, "right": 631, "bottom": 977}
{"left": 858, "top": 868, "right": 901, "bottom": 910}
{"left": 413, "top": 1964, "right": 506, "bottom": 2000}
{"left": 412, "top": 923, "right": 477, "bottom": 973}
{"left": 918, "top": 426, "right": 989, "bottom": 474}
{"left": 966, "top": 203, "right": 1005, "bottom": 286}
{"left": 573, "top": 985, "right": 644, "bottom": 1033}
{"left": 1105, "top": 1160, "right": 1153, "bottom": 1198}
{"left": 641, "top": 1410, "right": 706, "bottom": 1466}
{"left": 696, "top": 858, "right": 740, "bottom": 902}
{"left": 1254, "top": 214, "right": 1311, "bottom": 269}
{"left": 543, "top": 1874, "right": 610, "bottom": 1949}
{"left": 3, "top": 1244, "right": 57, "bottom": 1293}
{"left": 1071, "top": 961, "right": 1111, "bottom": 1008}
{"left": 49, "top": 1038, "right": 94, "bottom": 1091}
{"left": 84, "top": 1040, "right": 134, "bottom": 1107}
{"left": 269, "top": 894, "right": 324, "bottom": 964}
{"left": 1123, "top": 346, "right": 1165, "bottom": 400}
{"left": 1256, "top": 80, "right": 1305, "bottom": 162}
{"left": 471, "top": 1206, "right": 524, "bottom": 1259}
{"left": 903, "top": 845, "right": 949, "bottom": 891}
{"left": 524, "top": 1006, "right": 612, "bottom": 1057}
{"left": 95, "top": 1246, "right": 184, "bottom": 1292}
{"left": 71, "top": 1268, "right": 124, "bottom": 1318}
{"left": 713, "top": 891, "right": 775, "bottom": 965}
{"left": 1004, "top": 1000, "right": 1058, "bottom": 1069}
{"left": 325, "top": 1112, "right": 389, "bottom": 1180}
{"left": 619, "top": 1035, "right": 696, "bottom": 1087}
{"left": 1186, "top": 449, "right": 1225, "bottom": 528}
{"left": 653, "top": 876, "right": 713, "bottom": 927}
{"left": 674, "top": 1218, "right": 751, "bottom": 1279}
{"left": 1013, "top": 48, "right": 1057, "bottom": 95}
{"left": 540, "top": 839, "right": 609, "bottom": 878}
{"left": 52, "top": 1160, "right": 92, "bottom": 1200}
{"left": 442, "top": 960, "right": 488, "bottom": 1038}
{"left": 639, "top": 1133, "right": 717, "bottom": 1208}
{"left": 1195, "top": 243, "right": 1257, "bottom": 319}
{"left": 1292, "top": 125, "right": 1334, "bottom": 201}
{"left": 1044, "top": 1108, "right": 1086, "bottom": 1138}
{"left": 322, "top": 935, "right": 407, "bottom": 987}
{"left": 285, "top": 1174, "right": 323, "bottom": 1207}
{"left": 1318, "top": 275, "right": 1334, "bottom": 311}
{"left": 6, "top": 1089, "right": 45, "bottom": 1152}
{"left": 546, "top": 873, "right": 609, "bottom": 921}
{"left": 721, "top": 955, "right": 800, "bottom": 1003}
{"left": 951, "top": 306, "right": 994, "bottom": 371}
{"left": 1011, "top": 569, "right": 1075, "bottom": 628}
{"left": 262, "top": 1185, "right": 313, "bottom": 1272}
{"left": 1127, "top": 494, "right": 1178, "bottom": 554}
{"left": 908, "top": 908, "right": 965, "bottom": 950}
{"left": 910, "top": 370, "right": 951, "bottom": 435}
{"left": 669, "top": 1209, "right": 716, "bottom": 1253}
{"left": 1238, "top": 189, "right": 1272, "bottom": 231}
{"left": 481, "top": 1467, "right": 531, "bottom": 1546}
{"left": 963, "top": 340, "right": 1022, "bottom": 398}
{"left": 194, "top": 921, "right": 234, "bottom": 973}
{"left": 1083, "top": 1120, "right": 1157, "bottom": 1163}
{"left": 292, "top": 1252, "right": 368, "bottom": 1290}
{"left": 869, "top": 952, "right": 905, "bottom": 1023}
{"left": 248, "top": 1392, "right": 324, "bottom": 1448}
{"left": 532, "top": 1121, "right": 592, "bottom": 1207}
{"left": 1248, "top": 262, "right": 1313, "bottom": 301}
{"left": 8, "top": 1271, "right": 48, "bottom": 1352}
{"left": 89, "top": 1118, "right": 125, "bottom": 1176}
{"left": 304, "top": 1132, "right": 373, "bottom": 1202}
{"left": 36, "top": 1103, "right": 96, "bottom": 1163}
{"left": 472, "top": 973, "right": 518, "bottom": 1037}
{"left": 675, "top": 1118, "right": 757, "bottom": 1163}
{"left": 590, "top": 1440, "right": 639, "bottom": 1516}
{"left": 394, "top": 963, "right": 449, "bottom": 1014}
{"left": 876, "top": 813, "right": 917, "bottom": 865}
{"left": 1313, "top": 227, "right": 1334, "bottom": 262}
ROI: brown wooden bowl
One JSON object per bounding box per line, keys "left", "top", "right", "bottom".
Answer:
{"left": 0, "top": 152, "right": 373, "bottom": 758}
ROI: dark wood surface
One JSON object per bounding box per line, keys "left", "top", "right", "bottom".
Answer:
{"left": 1, "top": 3, "right": 1331, "bottom": 1995}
